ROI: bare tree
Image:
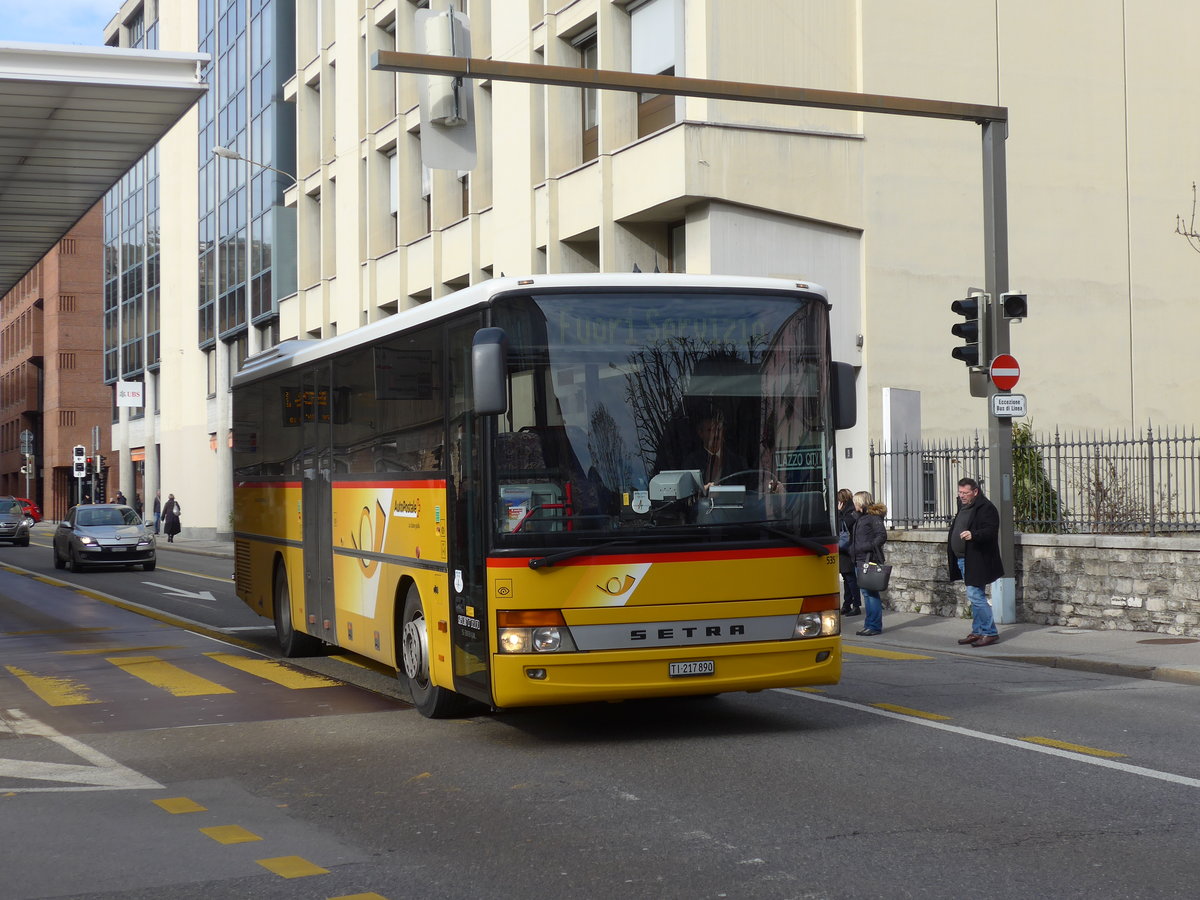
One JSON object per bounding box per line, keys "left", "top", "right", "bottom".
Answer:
{"left": 1177, "top": 181, "right": 1200, "bottom": 254}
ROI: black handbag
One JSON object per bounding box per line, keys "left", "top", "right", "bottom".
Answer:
{"left": 858, "top": 561, "right": 892, "bottom": 591}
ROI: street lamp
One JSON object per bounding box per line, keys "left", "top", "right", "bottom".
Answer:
{"left": 212, "top": 145, "right": 297, "bottom": 186}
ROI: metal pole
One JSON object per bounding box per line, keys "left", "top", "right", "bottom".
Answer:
{"left": 982, "top": 120, "right": 1016, "bottom": 624}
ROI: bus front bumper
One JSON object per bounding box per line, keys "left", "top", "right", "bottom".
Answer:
{"left": 489, "top": 637, "right": 840, "bottom": 709}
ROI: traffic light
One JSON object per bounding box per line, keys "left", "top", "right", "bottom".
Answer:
{"left": 73, "top": 444, "right": 87, "bottom": 478}
{"left": 1001, "top": 292, "right": 1028, "bottom": 319}
{"left": 950, "top": 293, "right": 989, "bottom": 367}
{"left": 20, "top": 464, "right": 30, "bottom": 475}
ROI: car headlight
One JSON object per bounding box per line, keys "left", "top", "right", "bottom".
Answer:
{"left": 78, "top": 535, "right": 97, "bottom": 546}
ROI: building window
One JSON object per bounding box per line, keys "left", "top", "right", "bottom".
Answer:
{"left": 421, "top": 163, "right": 432, "bottom": 233}
{"left": 458, "top": 171, "right": 470, "bottom": 219}
{"left": 576, "top": 32, "right": 598, "bottom": 162}
{"left": 667, "top": 220, "right": 686, "bottom": 273}
{"left": 630, "top": 0, "right": 678, "bottom": 138}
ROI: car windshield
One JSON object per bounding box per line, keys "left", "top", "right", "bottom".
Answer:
{"left": 489, "top": 289, "right": 835, "bottom": 551}
{"left": 78, "top": 508, "right": 141, "bottom": 527}
{"left": 0, "top": 500, "right": 20, "bottom": 514}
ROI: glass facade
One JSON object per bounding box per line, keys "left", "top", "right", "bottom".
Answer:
{"left": 103, "top": 7, "right": 159, "bottom": 405}
{"left": 199, "top": 0, "right": 297, "bottom": 349}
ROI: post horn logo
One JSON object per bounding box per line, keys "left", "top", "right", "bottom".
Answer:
{"left": 596, "top": 574, "right": 636, "bottom": 597}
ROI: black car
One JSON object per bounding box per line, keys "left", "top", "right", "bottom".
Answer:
{"left": 0, "top": 496, "right": 32, "bottom": 546}
{"left": 53, "top": 504, "right": 156, "bottom": 572}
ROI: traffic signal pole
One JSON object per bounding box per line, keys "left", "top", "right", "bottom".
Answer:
{"left": 371, "top": 48, "right": 1018, "bottom": 621}
{"left": 982, "top": 122, "right": 1017, "bottom": 623}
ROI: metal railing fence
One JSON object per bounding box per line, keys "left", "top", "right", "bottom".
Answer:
{"left": 869, "top": 423, "right": 1200, "bottom": 535}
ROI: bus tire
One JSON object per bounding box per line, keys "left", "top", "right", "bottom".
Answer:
{"left": 274, "top": 561, "right": 322, "bottom": 658}
{"left": 400, "top": 584, "right": 472, "bottom": 718}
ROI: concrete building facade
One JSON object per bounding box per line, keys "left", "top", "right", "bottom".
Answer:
{"left": 100, "top": 0, "right": 1200, "bottom": 536}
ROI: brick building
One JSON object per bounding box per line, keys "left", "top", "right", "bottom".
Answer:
{"left": 0, "top": 204, "right": 114, "bottom": 520}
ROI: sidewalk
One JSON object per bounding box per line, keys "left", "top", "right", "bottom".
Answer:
{"left": 145, "top": 531, "right": 1200, "bottom": 688}
{"left": 847, "top": 610, "right": 1200, "bottom": 687}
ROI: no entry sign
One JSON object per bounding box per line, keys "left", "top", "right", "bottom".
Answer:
{"left": 989, "top": 354, "right": 1020, "bottom": 391}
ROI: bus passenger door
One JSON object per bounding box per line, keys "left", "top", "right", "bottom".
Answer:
{"left": 301, "top": 365, "right": 335, "bottom": 641}
{"left": 446, "top": 318, "right": 490, "bottom": 704}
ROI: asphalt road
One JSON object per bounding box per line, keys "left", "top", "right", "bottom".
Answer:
{"left": 2, "top": 542, "right": 1199, "bottom": 899}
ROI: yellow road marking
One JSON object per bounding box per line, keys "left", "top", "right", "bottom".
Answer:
{"left": 59, "top": 645, "right": 182, "bottom": 656}
{"left": 201, "top": 824, "right": 262, "bottom": 844}
{"left": 1020, "top": 736, "right": 1127, "bottom": 758}
{"left": 205, "top": 653, "right": 340, "bottom": 688}
{"left": 844, "top": 646, "right": 934, "bottom": 661}
{"left": 871, "top": 702, "right": 952, "bottom": 721}
{"left": 154, "top": 797, "right": 207, "bottom": 814}
{"left": 256, "top": 856, "right": 329, "bottom": 878}
{"left": 106, "top": 655, "right": 234, "bottom": 696}
{"left": 5, "top": 665, "right": 100, "bottom": 706}
{"left": 3, "top": 627, "right": 111, "bottom": 636}
{"left": 331, "top": 894, "right": 390, "bottom": 900}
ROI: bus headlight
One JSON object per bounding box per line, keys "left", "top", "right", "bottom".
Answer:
{"left": 497, "top": 626, "right": 578, "bottom": 653}
{"left": 532, "top": 626, "right": 562, "bottom": 652}
{"left": 497, "top": 611, "right": 578, "bottom": 653}
{"left": 794, "top": 611, "right": 840, "bottom": 638}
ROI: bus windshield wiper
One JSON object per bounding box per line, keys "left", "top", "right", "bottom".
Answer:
{"left": 529, "top": 540, "right": 636, "bottom": 569}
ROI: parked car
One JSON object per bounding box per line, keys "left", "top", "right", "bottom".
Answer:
{"left": 0, "top": 496, "right": 32, "bottom": 546}
{"left": 16, "top": 497, "right": 41, "bottom": 523}
{"left": 52, "top": 504, "right": 156, "bottom": 572}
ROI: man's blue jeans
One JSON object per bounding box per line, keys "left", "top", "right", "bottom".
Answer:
{"left": 956, "top": 557, "right": 997, "bottom": 636}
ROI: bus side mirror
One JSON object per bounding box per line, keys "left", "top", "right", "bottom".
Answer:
{"left": 472, "top": 327, "right": 509, "bottom": 415}
{"left": 831, "top": 361, "right": 856, "bottom": 430}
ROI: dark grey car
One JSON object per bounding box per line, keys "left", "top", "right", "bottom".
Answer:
{"left": 53, "top": 504, "right": 156, "bottom": 572}
{"left": 0, "top": 496, "right": 32, "bottom": 546}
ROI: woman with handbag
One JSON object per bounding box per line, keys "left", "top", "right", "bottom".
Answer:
{"left": 850, "top": 490, "right": 889, "bottom": 636}
{"left": 836, "top": 488, "right": 862, "bottom": 616}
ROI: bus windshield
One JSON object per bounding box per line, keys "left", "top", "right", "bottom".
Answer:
{"left": 490, "top": 289, "right": 834, "bottom": 550}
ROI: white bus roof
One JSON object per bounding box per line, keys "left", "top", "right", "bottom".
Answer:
{"left": 234, "top": 273, "right": 828, "bottom": 386}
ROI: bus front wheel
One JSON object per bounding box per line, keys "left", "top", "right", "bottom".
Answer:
{"left": 400, "top": 585, "right": 471, "bottom": 718}
{"left": 274, "top": 562, "right": 322, "bottom": 658}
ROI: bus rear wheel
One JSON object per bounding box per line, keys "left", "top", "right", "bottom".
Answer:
{"left": 400, "top": 584, "right": 472, "bottom": 718}
{"left": 274, "top": 562, "right": 322, "bottom": 658}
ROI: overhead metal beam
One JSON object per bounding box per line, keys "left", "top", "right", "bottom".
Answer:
{"left": 372, "top": 51, "right": 1007, "bottom": 124}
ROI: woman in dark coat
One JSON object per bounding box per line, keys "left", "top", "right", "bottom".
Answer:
{"left": 850, "top": 490, "right": 888, "bottom": 636}
{"left": 836, "top": 488, "right": 862, "bottom": 616}
{"left": 162, "top": 493, "right": 182, "bottom": 542}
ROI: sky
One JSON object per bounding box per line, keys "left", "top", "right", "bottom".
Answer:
{"left": 0, "top": 0, "right": 115, "bottom": 46}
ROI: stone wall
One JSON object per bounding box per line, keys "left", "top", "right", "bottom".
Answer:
{"left": 877, "top": 530, "right": 1200, "bottom": 637}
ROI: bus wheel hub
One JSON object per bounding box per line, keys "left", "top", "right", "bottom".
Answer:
{"left": 402, "top": 617, "right": 428, "bottom": 681}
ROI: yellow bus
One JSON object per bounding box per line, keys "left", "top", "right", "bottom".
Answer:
{"left": 232, "top": 274, "right": 856, "bottom": 717}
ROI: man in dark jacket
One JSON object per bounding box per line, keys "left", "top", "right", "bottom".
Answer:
{"left": 947, "top": 477, "right": 1004, "bottom": 646}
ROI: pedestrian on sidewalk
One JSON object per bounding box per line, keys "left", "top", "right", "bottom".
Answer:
{"left": 152, "top": 491, "right": 161, "bottom": 534}
{"left": 850, "top": 490, "right": 888, "bottom": 636}
{"left": 162, "top": 493, "right": 182, "bottom": 543}
{"left": 836, "top": 488, "right": 862, "bottom": 616}
{"left": 948, "top": 477, "right": 1004, "bottom": 647}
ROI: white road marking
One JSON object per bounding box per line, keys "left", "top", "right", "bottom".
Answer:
{"left": 141, "top": 582, "right": 217, "bottom": 602}
{"left": 0, "top": 709, "right": 162, "bottom": 792}
{"left": 779, "top": 688, "right": 1200, "bottom": 789}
